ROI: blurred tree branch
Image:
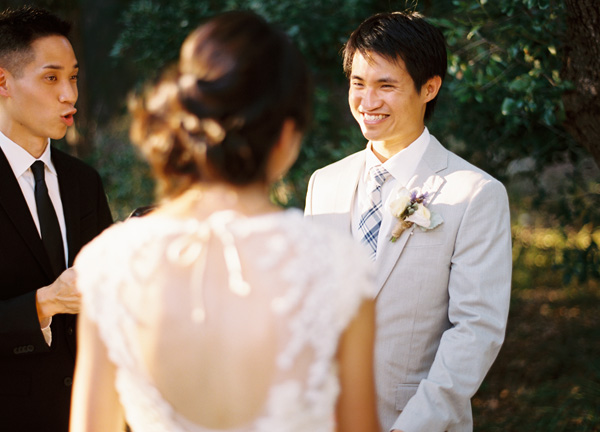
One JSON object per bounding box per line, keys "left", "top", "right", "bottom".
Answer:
{"left": 562, "top": 0, "right": 600, "bottom": 169}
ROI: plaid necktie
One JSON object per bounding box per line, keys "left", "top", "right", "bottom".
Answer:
{"left": 31, "top": 161, "right": 65, "bottom": 278}
{"left": 358, "top": 165, "right": 390, "bottom": 260}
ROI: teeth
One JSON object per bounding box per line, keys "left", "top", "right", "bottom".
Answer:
{"left": 363, "top": 114, "right": 387, "bottom": 121}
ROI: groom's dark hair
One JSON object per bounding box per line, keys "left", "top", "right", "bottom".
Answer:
{"left": 343, "top": 11, "right": 447, "bottom": 121}
{"left": 0, "top": 6, "right": 71, "bottom": 77}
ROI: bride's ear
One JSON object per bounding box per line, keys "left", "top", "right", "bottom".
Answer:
{"left": 266, "top": 119, "right": 302, "bottom": 183}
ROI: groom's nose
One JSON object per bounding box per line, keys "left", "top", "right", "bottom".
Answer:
{"left": 359, "top": 88, "right": 383, "bottom": 111}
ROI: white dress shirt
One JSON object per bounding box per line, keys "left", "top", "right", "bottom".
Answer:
{"left": 0, "top": 131, "right": 69, "bottom": 345}
{"left": 351, "top": 127, "right": 431, "bottom": 260}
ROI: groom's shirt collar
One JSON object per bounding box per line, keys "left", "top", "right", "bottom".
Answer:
{"left": 364, "top": 127, "right": 430, "bottom": 186}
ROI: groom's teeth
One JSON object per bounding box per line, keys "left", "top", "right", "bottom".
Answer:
{"left": 364, "top": 114, "right": 387, "bottom": 121}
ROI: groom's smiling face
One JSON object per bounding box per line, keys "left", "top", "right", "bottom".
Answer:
{"left": 348, "top": 51, "right": 431, "bottom": 152}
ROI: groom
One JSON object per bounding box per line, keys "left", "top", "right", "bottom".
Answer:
{"left": 305, "top": 12, "right": 512, "bottom": 432}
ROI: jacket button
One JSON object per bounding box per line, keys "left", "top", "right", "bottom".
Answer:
{"left": 64, "top": 377, "right": 73, "bottom": 387}
{"left": 13, "top": 345, "right": 35, "bottom": 355}
{"left": 67, "top": 327, "right": 74, "bottom": 335}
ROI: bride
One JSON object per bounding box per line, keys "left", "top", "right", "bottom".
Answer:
{"left": 70, "top": 11, "right": 379, "bottom": 432}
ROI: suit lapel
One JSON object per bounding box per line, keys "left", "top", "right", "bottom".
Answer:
{"left": 52, "top": 149, "right": 80, "bottom": 267}
{"left": 311, "top": 150, "right": 365, "bottom": 235}
{"left": 0, "top": 149, "right": 55, "bottom": 279}
{"left": 333, "top": 151, "right": 364, "bottom": 230}
{"left": 374, "top": 136, "right": 449, "bottom": 293}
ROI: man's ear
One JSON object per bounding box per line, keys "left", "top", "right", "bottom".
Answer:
{"left": 422, "top": 75, "right": 442, "bottom": 103}
{"left": 0, "top": 68, "right": 10, "bottom": 97}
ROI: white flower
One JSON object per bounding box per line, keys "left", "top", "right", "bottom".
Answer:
{"left": 406, "top": 204, "right": 431, "bottom": 228}
{"left": 389, "top": 192, "right": 411, "bottom": 218}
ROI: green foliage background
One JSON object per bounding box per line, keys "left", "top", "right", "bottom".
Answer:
{"left": 106, "top": 0, "right": 584, "bottom": 195}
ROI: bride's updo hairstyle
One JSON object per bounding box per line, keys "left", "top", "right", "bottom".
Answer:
{"left": 130, "top": 11, "right": 311, "bottom": 198}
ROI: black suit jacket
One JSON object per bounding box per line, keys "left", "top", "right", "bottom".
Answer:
{"left": 0, "top": 146, "right": 112, "bottom": 431}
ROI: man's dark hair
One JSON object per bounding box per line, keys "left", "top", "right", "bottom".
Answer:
{"left": 0, "top": 6, "right": 71, "bottom": 76}
{"left": 343, "top": 11, "right": 447, "bottom": 121}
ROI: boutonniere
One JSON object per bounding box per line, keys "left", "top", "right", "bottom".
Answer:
{"left": 387, "top": 185, "right": 443, "bottom": 242}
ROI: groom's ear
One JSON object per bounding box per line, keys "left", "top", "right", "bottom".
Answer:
{"left": 0, "top": 68, "right": 10, "bottom": 97}
{"left": 421, "top": 75, "right": 442, "bottom": 103}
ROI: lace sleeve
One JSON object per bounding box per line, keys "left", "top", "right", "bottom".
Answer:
{"left": 74, "top": 223, "right": 122, "bottom": 323}
{"left": 74, "top": 220, "right": 155, "bottom": 370}
{"left": 312, "top": 224, "right": 377, "bottom": 328}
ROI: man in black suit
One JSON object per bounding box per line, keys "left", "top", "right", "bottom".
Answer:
{"left": 0, "top": 7, "right": 112, "bottom": 431}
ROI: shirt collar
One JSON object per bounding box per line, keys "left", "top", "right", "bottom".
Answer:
{"left": 0, "top": 131, "right": 55, "bottom": 179}
{"left": 364, "top": 127, "right": 430, "bottom": 185}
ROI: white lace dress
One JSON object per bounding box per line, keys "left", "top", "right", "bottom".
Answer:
{"left": 75, "top": 208, "right": 374, "bottom": 432}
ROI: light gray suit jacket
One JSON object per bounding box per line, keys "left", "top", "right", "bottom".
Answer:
{"left": 305, "top": 136, "right": 512, "bottom": 432}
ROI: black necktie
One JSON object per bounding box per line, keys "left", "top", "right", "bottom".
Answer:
{"left": 31, "top": 161, "right": 65, "bottom": 277}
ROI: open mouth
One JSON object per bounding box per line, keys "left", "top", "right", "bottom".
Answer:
{"left": 61, "top": 111, "right": 76, "bottom": 126}
{"left": 362, "top": 113, "right": 389, "bottom": 122}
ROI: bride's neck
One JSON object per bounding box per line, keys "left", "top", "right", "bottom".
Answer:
{"left": 160, "top": 182, "right": 280, "bottom": 218}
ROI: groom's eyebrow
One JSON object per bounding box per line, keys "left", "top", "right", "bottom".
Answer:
{"left": 377, "top": 76, "right": 399, "bottom": 83}
{"left": 350, "top": 74, "right": 399, "bottom": 84}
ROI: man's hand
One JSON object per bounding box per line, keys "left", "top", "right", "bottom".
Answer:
{"left": 36, "top": 268, "right": 80, "bottom": 324}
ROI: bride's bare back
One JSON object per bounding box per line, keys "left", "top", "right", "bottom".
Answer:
{"left": 139, "top": 226, "right": 282, "bottom": 428}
